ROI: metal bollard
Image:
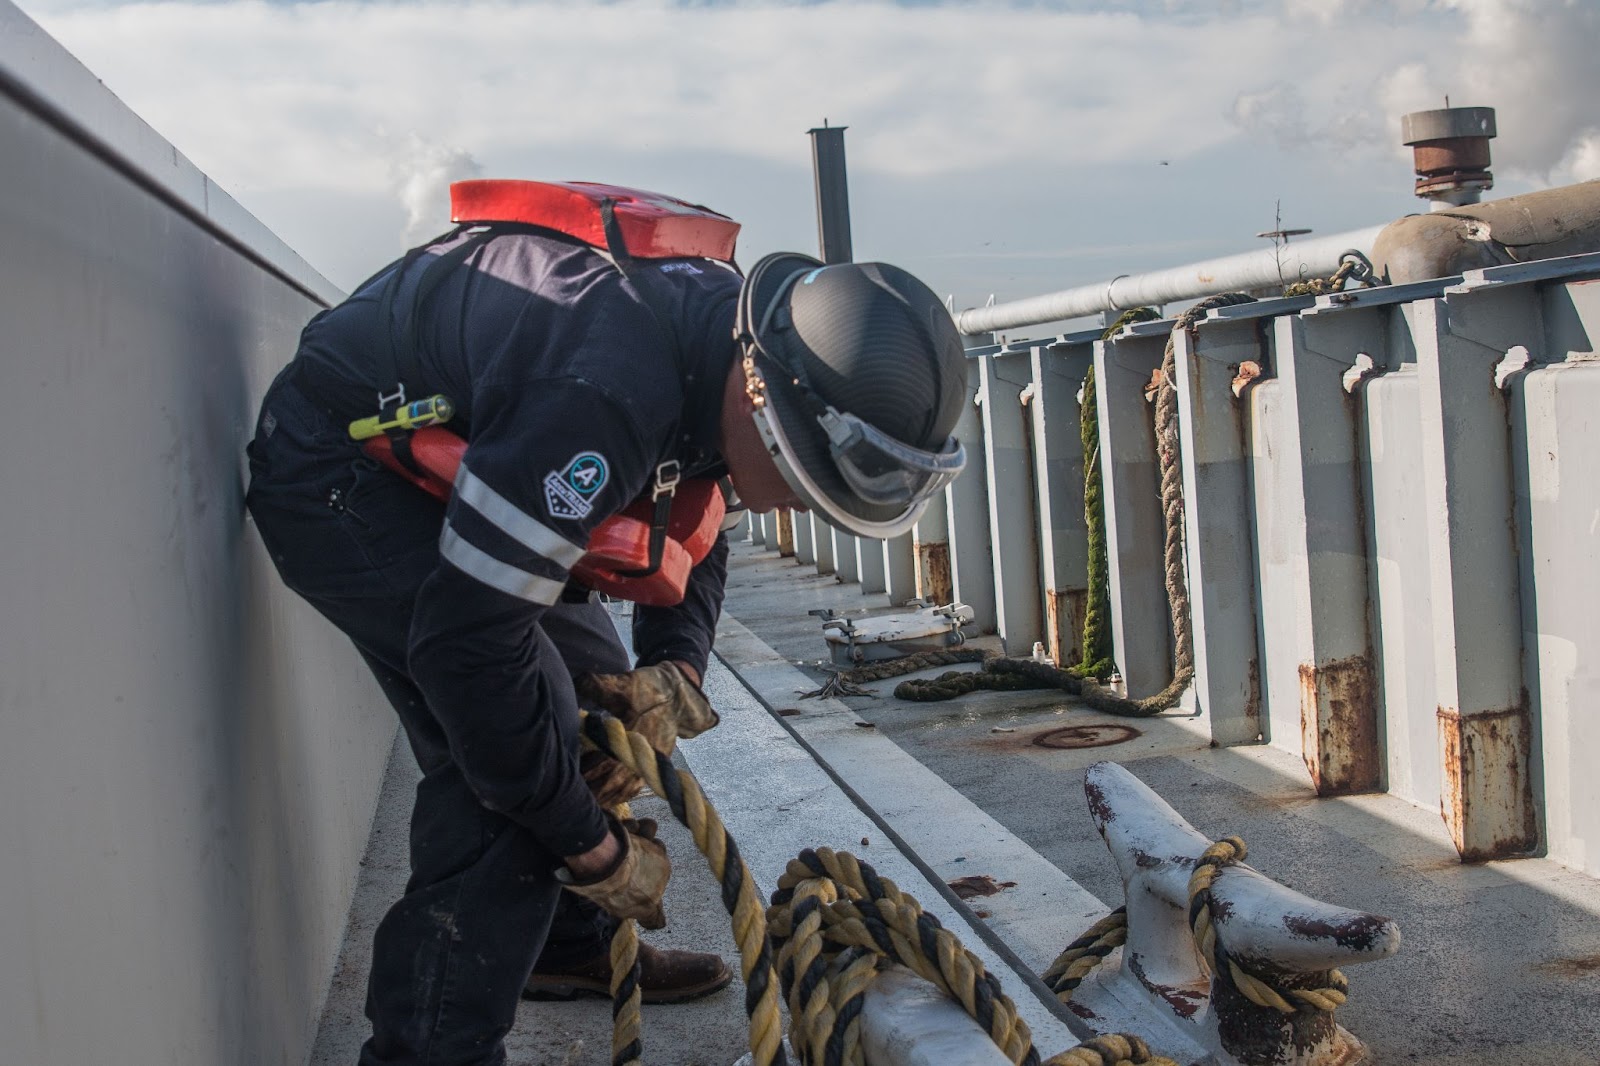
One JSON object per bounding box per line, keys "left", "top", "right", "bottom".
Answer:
{"left": 1068, "top": 762, "right": 1401, "bottom": 1066}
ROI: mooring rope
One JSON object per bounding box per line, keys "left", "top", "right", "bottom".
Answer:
{"left": 579, "top": 711, "right": 787, "bottom": 1066}
{"left": 579, "top": 712, "right": 1179, "bottom": 1066}
{"left": 767, "top": 847, "right": 1178, "bottom": 1066}
{"left": 1043, "top": 836, "right": 1348, "bottom": 1022}
{"left": 1074, "top": 307, "right": 1162, "bottom": 679}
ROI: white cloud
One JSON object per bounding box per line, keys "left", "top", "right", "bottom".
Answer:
{"left": 18, "top": 0, "right": 1596, "bottom": 300}
{"left": 28, "top": 0, "right": 1417, "bottom": 195}
{"left": 385, "top": 133, "right": 482, "bottom": 244}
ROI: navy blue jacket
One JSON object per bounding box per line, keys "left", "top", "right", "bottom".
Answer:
{"left": 298, "top": 228, "right": 742, "bottom": 856}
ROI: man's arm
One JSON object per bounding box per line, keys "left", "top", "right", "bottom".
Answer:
{"left": 631, "top": 530, "right": 729, "bottom": 685}
{"left": 408, "top": 376, "right": 657, "bottom": 859}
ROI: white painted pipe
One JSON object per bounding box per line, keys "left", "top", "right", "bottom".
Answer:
{"left": 953, "top": 226, "right": 1386, "bottom": 335}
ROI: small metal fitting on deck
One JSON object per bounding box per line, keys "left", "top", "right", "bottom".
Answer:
{"left": 1066, "top": 763, "right": 1401, "bottom": 1066}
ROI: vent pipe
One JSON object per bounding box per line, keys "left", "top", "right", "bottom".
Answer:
{"left": 807, "top": 123, "right": 854, "bottom": 263}
{"left": 1401, "top": 106, "right": 1497, "bottom": 210}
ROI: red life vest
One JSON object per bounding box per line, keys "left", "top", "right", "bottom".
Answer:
{"left": 361, "top": 180, "right": 740, "bottom": 607}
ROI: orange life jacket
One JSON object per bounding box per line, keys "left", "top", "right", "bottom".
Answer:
{"left": 361, "top": 180, "right": 740, "bottom": 607}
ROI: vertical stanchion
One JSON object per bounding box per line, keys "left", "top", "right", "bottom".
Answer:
{"left": 1272, "top": 307, "right": 1383, "bottom": 788}
{"left": 1173, "top": 316, "right": 1266, "bottom": 747}
{"left": 812, "top": 514, "right": 836, "bottom": 575}
{"left": 775, "top": 510, "right": 795, "bottom": 557}
{"left": 794, "top": 509, "right": 816, "bottom": 566}
{"left": 832, "top": 526, "right": 860, "bottom": 584}
{"left": 1414, "top": 287, "right": 1539, "bottom": 860}
{"left": 1029, "top": 337, "right": 1094, "bottom": 666}
{"left": 946, "top": 352, "right": 997, "bottom": 634}
{"left": 856, "top": 535, "right": 886, "bottom": 594}
{"left": 882, "top": 534, "right": 917, "bottom": 605}
{"left": 1096, "top": 327, "right": 1172, "bottom": 698}
{"left": 979, "top": 350, "right": 1043, "bottom": 654}
{"left": 913, "top": 491, "right": 952, "bottom": 606}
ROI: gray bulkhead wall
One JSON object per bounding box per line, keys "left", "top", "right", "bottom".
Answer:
{"left": 0, "top": 6, "right": 396, "bottom": 1065}
{"left": 951, "top": 254, "right": 1600, "bottom": 875}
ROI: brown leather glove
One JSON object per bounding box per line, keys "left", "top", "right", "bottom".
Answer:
{"left": 578, "top": 662, "right": 719, "bottom": 807}
{"left": 557, "top": 816, "right": 671, "bottom": 929}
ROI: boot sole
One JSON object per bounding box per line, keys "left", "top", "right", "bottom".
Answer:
{"left": 523, "top": 965, "right": 733, "bottom": 1005}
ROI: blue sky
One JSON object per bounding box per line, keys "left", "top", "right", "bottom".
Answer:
{"left": 20, "top": 0, "right": 1600, "bottom": 328}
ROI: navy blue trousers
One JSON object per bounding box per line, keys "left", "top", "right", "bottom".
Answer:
{"left": 246, "top": 365, "right": 623, "bottom": 1065}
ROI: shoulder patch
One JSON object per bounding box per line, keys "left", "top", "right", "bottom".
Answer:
{"left": 544, "top": 451, "right": 609, "bottom": 520}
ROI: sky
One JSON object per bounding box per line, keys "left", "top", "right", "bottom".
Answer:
{"left": 17, "top": 0, "right": 1600, "bottom": 329}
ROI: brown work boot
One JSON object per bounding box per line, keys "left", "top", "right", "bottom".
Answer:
{"left": 523, "top": 941, "right": 733, "bottom": 1004}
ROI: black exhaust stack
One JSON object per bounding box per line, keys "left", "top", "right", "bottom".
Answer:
{"left": 807, "top": 122, "right": 853, "bottom": 264}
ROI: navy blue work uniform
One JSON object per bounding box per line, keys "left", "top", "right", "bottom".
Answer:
{"left": 245, "top": 228, "right": 741, "bottom": 1066}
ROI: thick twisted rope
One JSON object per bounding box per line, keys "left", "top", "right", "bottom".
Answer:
{"left": 1185, "top": 838, "right": 1349, "bottom": 1015}
{"left": 768, "top": 848, "right": 1177, "bottom": 1066}
{"left": 578, "top": 711, "right": 788, "bottom": 1066}
{"left": 891, "top": 658, "right": 1168, "bottom": 718}
{"left": 580, "top": 711, "right": 1183, "bottom": 1066}
{"left": 1043, "top": 836, "right": 1347, "bottom": 1034}
{"left": 1073, "top": 307, "right": 1163, "bottom": 679}
{"left": 768, "top": 847, "right": 1036, "bottom": 1066}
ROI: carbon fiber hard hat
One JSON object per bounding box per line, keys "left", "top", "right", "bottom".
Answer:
{"left": 736, "top": 252, "right": 968, "bottom": 538}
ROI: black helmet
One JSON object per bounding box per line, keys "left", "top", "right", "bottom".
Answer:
{"left": 735, "top": 252, "right": 968, "bottom": 538}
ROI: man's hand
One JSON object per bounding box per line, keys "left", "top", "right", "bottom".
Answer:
{"left": 557, "top": 816, "right": 670, "bottom": 929}
{"left": 577, "top": 662, "right": 719, "bottom": 807}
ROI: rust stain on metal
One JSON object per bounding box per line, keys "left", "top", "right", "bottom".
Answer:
{"left": 1033, "top": 723, "right": 1141, "bottom": 750}
{"left": 1438, "top": 699, "right": 1539, "bottom": 862}
{"left": 1282, "top": 912, "right": 1395, "bottom": 954}
{"left": 1066, "top": 1001, "right": 1098, "bottom": 1019}
{"left": 1298, "top": 655, "right": 1380, "bottom": 796}
{"left": 775, "top": 509, "right": 796, "bottom": 557}
{"left": 1244, "top": 657, "right": 1261, "bottom": 725}
{"left": 915, "top": 541, "right": 952, "bottom": 606}
{"left": 1211, "top": 963, "right": 1340, "bottom": 1065}
{"left": 1046, "top": 588, "right": 1087, "bottom": 669}
{"left": 1085, "top": 778, "right": 1115, "bottom": 826}
{"left": 1230, "top": 360, "right": 1263, "bottom": 398}
{"left": 1126, "top": 956, "right": 1205, "bottom": 1019}
{"left": 946, "top": 874, "right": 1017, "bottom": 899}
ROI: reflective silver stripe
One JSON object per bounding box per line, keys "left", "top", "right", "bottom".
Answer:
{"left": 439, "top": 527, "right": 566, "bottom": 605}
{"left": 454, "top": 464, "right": 586, "bottom": 569}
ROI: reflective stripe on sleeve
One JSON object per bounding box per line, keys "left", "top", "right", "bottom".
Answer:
{"left": 454, "top": 464, "right": 586, "bottom": 569}
{"left": 439, "top": 527, "right": 566, "bottom": 605}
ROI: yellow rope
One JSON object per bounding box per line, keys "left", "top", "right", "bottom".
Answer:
{"left": 1048, "top": 833, "right": 1348, "bottom": 1039}
{"left": 1184, "top": 838, "right": 1348, "bottom": 1015}
{"left": 581, "top": 710, "right": 1181, "bottom": 1066}
{"left": 579, "top": 711, "right": 787, "bottom": 1066}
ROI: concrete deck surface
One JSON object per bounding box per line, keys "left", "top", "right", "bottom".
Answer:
{"left": 721, "top": 540, "right": 1600, "bottom": 1066}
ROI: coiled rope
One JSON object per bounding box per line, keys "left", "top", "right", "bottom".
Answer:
{"left": 579, "top": 711, "right": 1178, "bottom": 1066}
{"left": 767, "top": 847, "right": 1177, "bottom": 1066}
{"left": 1042, "top": 836, "right": 1348, "bottom": 1021}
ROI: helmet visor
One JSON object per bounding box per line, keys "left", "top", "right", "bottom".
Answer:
{"left": 818, "top": 408, "right": 965, "bottom": 507}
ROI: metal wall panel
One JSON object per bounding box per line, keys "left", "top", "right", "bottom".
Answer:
{"left": 0, "top": 33, "right": 394, "bottom": 1066}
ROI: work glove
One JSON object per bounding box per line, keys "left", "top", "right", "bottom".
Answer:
{"left": 577, "top": 662, "right": 719, "bottom": 807}
{"left": 557, "top": 815, "right": 671, "bottom": 929}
